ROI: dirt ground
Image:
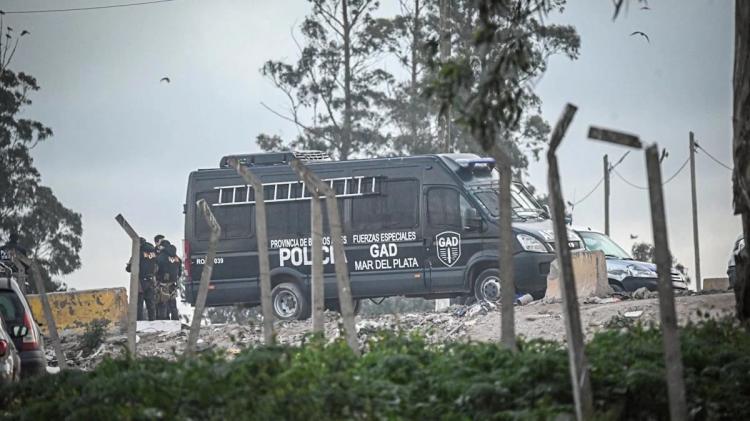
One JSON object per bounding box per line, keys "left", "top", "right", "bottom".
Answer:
{"left": 49, "top": 291, "right": 736, "bottom": 370}
{"left": 469, "top": 292, "right": 736, "bottom": 342}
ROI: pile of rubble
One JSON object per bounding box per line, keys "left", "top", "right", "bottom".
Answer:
{"left": 45, "top": 291, "right": 735, "bottom": 371}
{"left": 45, "top": 301, "right": 500, "bottom": 370}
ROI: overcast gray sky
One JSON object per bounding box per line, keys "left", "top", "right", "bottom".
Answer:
{"left": 2, "top": 0, "right": 738, "bottom": 291}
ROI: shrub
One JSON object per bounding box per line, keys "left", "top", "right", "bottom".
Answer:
{"left": 79, "top": 319, "right": 110, "bottom": 356}
{"left": 1, "top": 318, "right": 748, "bottom": 420}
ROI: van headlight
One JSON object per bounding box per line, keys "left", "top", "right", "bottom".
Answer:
{"left": 517, "top": 234, "right": 548, "bottom": 253}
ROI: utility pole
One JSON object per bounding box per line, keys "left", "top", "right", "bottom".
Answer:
{"left": 689, "top": 132, "right": 702, "bottom": 291}
{"left": 604, "top": 154, "right": 610, "bottom": 236}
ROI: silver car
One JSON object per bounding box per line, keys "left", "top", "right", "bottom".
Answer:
{"left": 574, "top": 228, "right": 689, "bottom": 292}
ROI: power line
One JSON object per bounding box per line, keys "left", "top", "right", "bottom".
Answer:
{"left": 613, "top": 168, "right": 649, "bottom": 190}
{"left": 2, "top": 0, "right": 179, "bottom": 14}
{"left": 662, "top": 157, "right": 690, "bottom": 184}
{"left": 694, "top": 143, "right": 733, "bottom": 171}
{"left": 571, "top": 150, "right": 629, "bottom": 207}
{"left": 572, "top": 176, "right": 605, "bottom": 206}
{"left": 612, "top": 157, "right": 690, "bottom": 190}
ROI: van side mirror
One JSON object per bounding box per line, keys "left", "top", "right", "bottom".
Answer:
{"left": 11, "top": 325, "right": 28, "bottom": 338}
{"left": 464, "top": 208, "right": 483, "bottom": 232}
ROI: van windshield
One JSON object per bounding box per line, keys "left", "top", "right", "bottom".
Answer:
{"left": 474, "top": 184, "right": 545, "bottom": 220}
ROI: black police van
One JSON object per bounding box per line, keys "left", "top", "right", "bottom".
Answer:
{"left": 183, "top": 151, "right": 581, "bottom": 319}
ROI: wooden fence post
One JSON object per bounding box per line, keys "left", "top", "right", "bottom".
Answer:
{"left": 486, "top": 145, "right": 516, "bottom": 351}
{"left": 310, "top": 190, "right": 325, "bottom": 334}
{"left": 229, "top": 159, "right": 275, "bottom": 344}
{"left": 588, "top": 126, "right": 688, "bottom": 419}
{"left": 290, "top": 158, "right": 358, "bottom": 354}
{"left": 547, "top": 104, "right": 593, "bottom": 421}
{"left": 186, "top": 199, "right": 222, "bottom": 356}
{"left": 288, "top": 163, "right": 326, "bottom": 334}
{"left": 115, "top": 214, "right": 141, "bottom": 355}
{"left": 645, "top": 144, "right": 688, "bottom": 420}
{"left": 14, "top": 254, "right": 66, "bottom": 370}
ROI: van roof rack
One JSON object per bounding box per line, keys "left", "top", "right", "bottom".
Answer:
{"left": 219, "top": 150, "right": 331, "bottom": 169}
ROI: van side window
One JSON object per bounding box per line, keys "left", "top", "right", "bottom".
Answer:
{"left": 195, "top": 191, "right": 254, "bottom": 240}
{"left": 351, "top": 179, "right": 418, "bottom": 231}
{"left": 427, "top": 187, "right": 461, "bottom": 228}
{"left": 267, "top": 201, "right": 311, "bottom": 237}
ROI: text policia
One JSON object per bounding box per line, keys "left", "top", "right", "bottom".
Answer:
{"left": 270, "top": 231, "right": 420, "bottom": 270}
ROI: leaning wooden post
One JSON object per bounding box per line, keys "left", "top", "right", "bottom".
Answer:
{"left": 645, "top": 144, "right": 688, "bottom": 421}
{"left": 229, "top": 158, "right": 275, "bottom": 344}
{"left": 186, "top": 199, "right": 222, "bottom": 356}
{"left": 547, "top": 104, "right": 593, "bottom": 421}
{"left": 588, "top": 126, "right": 688, "bottom": 418}
{"left": 289, "top": 162, "right": 326, "bottom": 334}
{"left": 115, "top": 214, "right": 141, "bottom": 355}
{"left": 486, "top": 144, "right": 516, "bottom": 351}
{"left": 14, "top": 254, "right": 67, "bottom": 370}
{"left": 290, "top": 158, "right": 358, "bottom": 354}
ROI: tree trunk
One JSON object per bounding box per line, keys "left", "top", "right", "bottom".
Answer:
{"left": 409, "top": 0, "right": 420, "bottom": 148}
{"left": 733, "top": 1, "right": 750, "bottom": 321}
{"left": 438, "top": 0, "right": 452, "bottom": 152}
{"left": 341, "top": 0, "right": 353, "bottom": 161}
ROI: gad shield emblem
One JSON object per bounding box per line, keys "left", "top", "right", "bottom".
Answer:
{"left": 436, "top": 231, "right": 461, "bottom": 267}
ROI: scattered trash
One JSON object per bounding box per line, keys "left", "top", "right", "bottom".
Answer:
{"left": 526, "top": 314, "right": 555, "bottom": 321}
{"left": 584, "top": 296, "right": 621, "bottom": 305}
{"left": 624, "top": 310, "right": 644, "bottom": 318}
{"left": 632, "top": 287, "right": 657, "bottom": 300}
{"left": 515, "top": 294, "right": 534, "bottom": 306}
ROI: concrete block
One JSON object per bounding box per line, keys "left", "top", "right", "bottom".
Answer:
{"left": 545, "top": 250, "right": 612, "bottom": 300}
{"left": 703, "top": 277, "right": 730, "bottom": 291}
{"left": 435, "top": 299, "right": 451, "bottom": 311}
{"left": 27, "top": 287, "right": 128, "bottom": 335}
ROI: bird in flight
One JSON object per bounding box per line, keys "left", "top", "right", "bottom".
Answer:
{"left": 160, "top": 77, "right": 171, "bottom": 83}
{"left": 630, "top": 234, "right": 639, "bottom": 240}
{"left": 20, "top": 30, "right": 30, "bottom": 36}
{"left": 630, "top": 31, "right": 650, "bottom": 43}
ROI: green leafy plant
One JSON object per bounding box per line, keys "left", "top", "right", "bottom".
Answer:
{"left": 80, "top": 319, "right": 110, "bottom": 356}
{"left": 1, "top": 318, "right": 748, "bottom": 420}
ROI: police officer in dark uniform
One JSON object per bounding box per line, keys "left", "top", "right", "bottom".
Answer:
{"left": 126, "top": 237, "right": 158, "bottom": 321}
{"left": 1, "top": 233, "right": 31, "bottom": 291}
{"left": 155, "top": 240, "right": 182, "bottom": 320}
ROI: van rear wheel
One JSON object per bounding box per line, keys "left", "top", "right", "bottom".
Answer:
{"left": 272, "top": 282, "right": 309, "bottom": 320}
{"left": 474, "top": 268, "right": 502, "bottom": 302}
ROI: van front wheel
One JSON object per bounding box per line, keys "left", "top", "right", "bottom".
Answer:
{"left": 474, "top": 268, "right": 502, "bottom": 302}
{"left": 272, "top": 282, "right": 310, "bottom": 320}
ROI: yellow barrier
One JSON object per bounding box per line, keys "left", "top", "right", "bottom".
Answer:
{"left": 27, "top": 288, "right": 128, "bottom": 335}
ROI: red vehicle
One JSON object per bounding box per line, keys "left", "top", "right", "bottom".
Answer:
{"left": 0, "top": 263, "right": 47, "bottom": 377}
